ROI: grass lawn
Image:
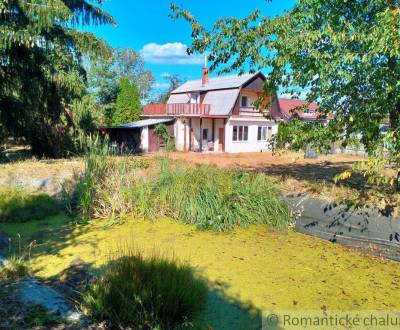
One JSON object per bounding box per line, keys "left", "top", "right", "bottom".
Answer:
{"left": 1, "top": 214, "right": 399, "bottom": 329}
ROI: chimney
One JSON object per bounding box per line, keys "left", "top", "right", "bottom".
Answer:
{"left": 202, "top": 54, "right": 209, "bottom": 86}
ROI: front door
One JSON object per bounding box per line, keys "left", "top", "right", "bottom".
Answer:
{"left": 218, "top": 127, "right": 225, "bottom": 152}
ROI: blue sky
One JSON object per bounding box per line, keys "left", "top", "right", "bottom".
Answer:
{"left": 86, "top": 0, "right": 295, "bottom": 90}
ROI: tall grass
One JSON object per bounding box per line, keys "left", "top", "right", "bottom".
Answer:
{"left": 74, "top": 135, "right": 150, "bottom": 220}
{"left": 76, "top": 142, "right": 290, "bottom": 230}
{"left": 81, "top": 248, "right": 206, "bottom": 328}
{"left": 0, "top": 188, "right": 61, "bottom": 223}
{"left": 156, "top": 158, "right": 289, "bottom": 230}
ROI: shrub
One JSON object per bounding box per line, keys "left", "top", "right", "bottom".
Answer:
{"left": 76, "top": 152, "right": 291, "bottom": 230}
{"left": 0, "top": 256, "right": 29, "bottom": 282}
{"left": 82, "top": 249, "right": 206, "bottom": 328}
{"left": 0, "top": 188, "right": 60, "bottom": 223}
{"left": 135, "top": 158, "right": 291, "bottom": 231}
{"left": 75, "top": 138, "right": 150, "bottom": 220}
{"left": 154, "top": 123, "right": 175, "bottom": 151}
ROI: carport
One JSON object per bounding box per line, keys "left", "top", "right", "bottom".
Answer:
{"left": 99, "top": 118, "right": 175, "bottom": 153}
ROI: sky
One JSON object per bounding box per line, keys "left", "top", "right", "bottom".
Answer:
{"left": 85, "top": 0, "right": 296, "bottom": 92}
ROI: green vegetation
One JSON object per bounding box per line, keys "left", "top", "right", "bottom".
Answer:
{"left": 0, "top": 256, "right": 29, "bottom": 282}
{"left": 75, "top": 145, "right": 290, "bottom": 230}
{"left": 82, "top": 248, "right": 206, "bottom": 328}
{"left": 88, "top": 48, "right": 154, "bottom": 122}
{"left": 154, "top": 124, "right": 176, "bottom": 151}
{"left": 0, "top": 0, "right": 114, "bottom": 157}
{"left": 0, "top": 188, "right": 60, "bottom": 223}
{"left": 140, "top": 158, "right": 290, "bottom": 231}
{"left": 171, "top": 0, "right": 400, "bottom": 191}
{"left": 1, "top": 216, "right": 399, "bottom": 329}
{"left": 111, "top": 77, "right": 142, "bottom": 126}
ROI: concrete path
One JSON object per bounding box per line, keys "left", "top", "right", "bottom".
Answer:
{"left": 17, "top": 278, "right": 82, "bottom": 322}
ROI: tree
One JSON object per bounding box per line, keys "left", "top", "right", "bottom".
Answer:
{"left": 87, "top": 48, "right": 154, "bottom": 120}
{"left": 0, "top": 0, "right": 114, "bottom": 157}
{"left": 156, "top": 74, "right": 184, "bottom": 104}
{"left": 112, "top": 77, "right": 141, "bottom": 126}
{"left": 171, "top": 0, "right": 400, "bottom": 191}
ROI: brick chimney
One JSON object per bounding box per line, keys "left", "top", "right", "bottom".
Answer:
{"left": 202, "top": 54, "right": 209, "bottom": 86}
{"left": 202, "top": 67, "right": 209, "bottom": 86}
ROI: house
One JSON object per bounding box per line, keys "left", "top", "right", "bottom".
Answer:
{"left": 278, "top": 98, "right": 319, "bottom": 122}
{"left": 142, "top": 68, "right": 283, "bottom": 153}
{"left": 101, "top": 67, "right": 319, "bottom": 153}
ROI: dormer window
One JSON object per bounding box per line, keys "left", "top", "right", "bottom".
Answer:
{"left": 190, "top": 93, "right": 199, "bottom": 104}
{"left": 241, "top": 95, "right": 248, "bottom": 107}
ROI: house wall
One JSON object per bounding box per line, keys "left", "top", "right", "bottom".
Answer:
{"left": 174, "top": 118, "right": 189, "bottom": 151}
{"left": 244, "top": 76, "right": 264, "bottom": 90}
{"left": 140, "top": 126, "right": 149, "bottom": 152}
{"left": 174, "top": 117, "right": 226, "bottom": 152}
{"left": 224, "top": 118, "right": 278, "bottom": 153}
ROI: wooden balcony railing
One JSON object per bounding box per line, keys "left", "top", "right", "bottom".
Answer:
{"left": 143, "top": 103, "right": 211, "bottom": 116}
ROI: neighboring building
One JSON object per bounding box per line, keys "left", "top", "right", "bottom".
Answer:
{"left": 278, "top": 98, "right": 319, "bottom": 122}
{"left": 101, "top": 67, "right": 320, "bottom": 153}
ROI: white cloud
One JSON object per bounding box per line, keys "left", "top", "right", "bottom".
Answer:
{"left": 140, "top": 42, "right": 203, "bottom": 65}
{"left": 153, "top": 82, "right": 170, "bottom": 89}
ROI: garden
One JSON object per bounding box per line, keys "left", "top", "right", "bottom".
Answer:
{"left": 0, "top": 149, "right": 399, "bottom": 329}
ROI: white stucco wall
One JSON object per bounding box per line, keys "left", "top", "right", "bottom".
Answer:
{"left": 174, "top": 117, "right": 278, "bottom": 153}
{"left": 174, "top": 118, "right": 189, "bottom": 151}
{"left": 224, "top": 118, "right": 278, "bottom": 153}
{"left": 140, "top": 126, "right": 149, "bottom": 152}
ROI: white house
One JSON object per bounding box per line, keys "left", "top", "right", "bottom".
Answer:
{"left": 101, "top": 67, "right": 320, "bottom": 153}
{"left": 143, "top": 69, "right": 283, "bottom": 153}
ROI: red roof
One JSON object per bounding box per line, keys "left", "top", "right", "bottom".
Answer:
{"left": 278, "top": 98, "right": 319, "bottom": 121}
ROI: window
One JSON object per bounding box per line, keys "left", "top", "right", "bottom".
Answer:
{"left": 241, "top": 95, "right": 248, "bottom": 107}
{"left": 258, "top": 126, "right": 273, "bottom": 141}
{"left": 202, "top": 128, "right": 208, "bottom": 140}
{"left": 190, "top": 93, "right": 199, "bottom": 104}
{"left": 232, "top": 125, "right": 248, "bottom": 142}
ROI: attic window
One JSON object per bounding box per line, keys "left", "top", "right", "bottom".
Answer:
{"left": 190, "top": 93, "right": 199, "bottom": 104}
{"left": 241, "top": 96, "right": 248, "bottom": 107}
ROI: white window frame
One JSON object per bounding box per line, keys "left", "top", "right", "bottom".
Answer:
{"left": 232, "top": 125, "right": 249, "bottom": 142}
{"left": 257, "top": 126, "right": 273, "bottom": 141}
{"left": 190, "top": 93, "right": 199, "bottom": 104}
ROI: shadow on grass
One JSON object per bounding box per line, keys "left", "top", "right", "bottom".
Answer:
{"left": 0, "top": 146, "right": 32, "bottom": 164}
{"left": 1, "top": 215, "right": 263, "bottom": 329}
{"left": 46, "top": 254, "right": 262, "bottom": 329}
{"left": 241, "top": 160, "right": 368, "bottom": 191}
{"left": 0, "top": 189, "right": 61, "bottom": 223}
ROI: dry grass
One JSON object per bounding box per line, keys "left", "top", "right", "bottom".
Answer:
{"left": 168, "top": 151, "right": 399, "bottom": 212}
{"left": 0, "top": 158, "right": 83, "bottom": 195}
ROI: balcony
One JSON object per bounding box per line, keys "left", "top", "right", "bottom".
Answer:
{"left": 239, "top": 106, "right": 269, "bottom": 117}
{"left": 143, "top": 103, "right": 211, "bottom": 117}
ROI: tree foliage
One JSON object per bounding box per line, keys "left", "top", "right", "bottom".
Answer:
{"left": 171, "top": 0, "right": 400, "bottom": 190}
{"left": 155, "top": 74, "right": 184, "bottom": 104}
{"left": 111, "top": 77, "right": 141, "bottom": 126}
{"left": 88, "top": 48, "right": 154, "bottom": 122}
{"left": 0, "top": 0, "right": 114, "bottom": 157}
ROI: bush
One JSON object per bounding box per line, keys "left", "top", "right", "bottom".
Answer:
{"left": 75, "top": 138, "right": 150, "bottom": 220}
{"left": 82, "top": 249, "right": 206, "bottom": 328}
{"left": 134, "top": 158, "right": 291, "bottom": 231}
{"left": 0, "top": 256, "right": 29, "bottom": 282}
{"left": 0, "top": 188, "right": 60, "bottom": 223}
{"left": 76, "top": 151, "right": 291, "bottom": 230}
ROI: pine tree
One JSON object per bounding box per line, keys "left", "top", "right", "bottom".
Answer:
{"left": 112, "top": 77, "right": 142, "bottom": 126}
{"left": 0, "top": 0, "right": 114, "bottom": 157}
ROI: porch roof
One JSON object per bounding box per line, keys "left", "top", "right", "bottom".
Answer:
{"left": 103, "top": 118, "right": 174, "bottom": 130}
